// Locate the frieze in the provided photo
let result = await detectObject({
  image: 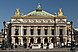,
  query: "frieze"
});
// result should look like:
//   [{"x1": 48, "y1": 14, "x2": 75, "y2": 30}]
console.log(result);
[{"x1": 23, "y1": 19, "x2": 54, "y2": 23}]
